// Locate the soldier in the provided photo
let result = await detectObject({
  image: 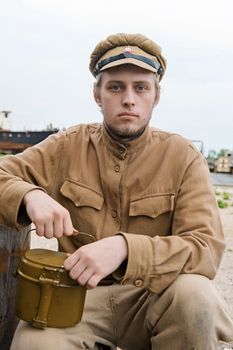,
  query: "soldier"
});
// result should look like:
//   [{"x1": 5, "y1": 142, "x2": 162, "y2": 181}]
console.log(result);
[{"x1": 0, "y1": 33, "x2": 233, "y2": 349}]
